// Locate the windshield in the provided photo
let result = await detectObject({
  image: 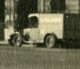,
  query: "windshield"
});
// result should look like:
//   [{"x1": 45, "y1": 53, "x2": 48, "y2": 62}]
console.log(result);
[{"x1": 29, "y1": 16, "x2": 38, "y2": 28}]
